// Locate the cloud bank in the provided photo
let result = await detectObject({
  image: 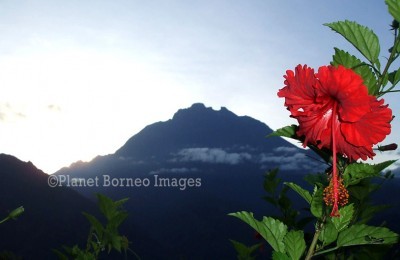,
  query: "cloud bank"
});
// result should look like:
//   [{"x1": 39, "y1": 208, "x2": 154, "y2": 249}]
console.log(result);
[
  {"x1": 149, "y1": 167, "x2": 199, "y2": 175},
  {"x1": 176, "y1": 148, "x2": 251, "y2": 165},
  {"x1": 169, "y1": 146, "x2": 324, "y2": 172},
  {"x1": 260, "y1": 146, "x2": 323, "y2": 171}
]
